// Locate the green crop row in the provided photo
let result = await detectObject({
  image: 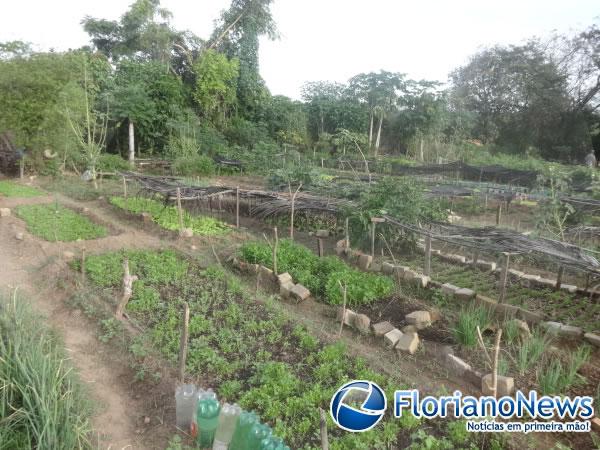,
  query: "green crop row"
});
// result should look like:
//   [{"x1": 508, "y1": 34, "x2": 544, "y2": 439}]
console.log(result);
[
  {"x1": 0, "y1": 180, "x2": 44, "y2": 197},
  {"x1": 240, "y1": 239, "x2": 394, "y2": 306},
  {"x1": 110, "y1": 196, "x2": 229, "y2": 236},
  {"x1": 16, "y1": 203, "x2": 107, "y2": 242}
]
